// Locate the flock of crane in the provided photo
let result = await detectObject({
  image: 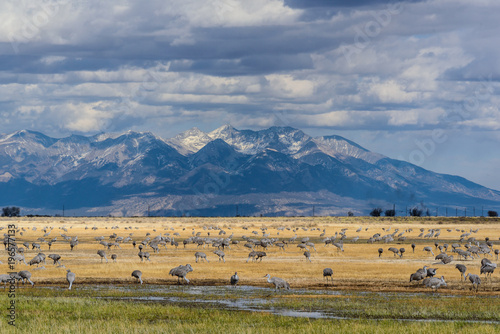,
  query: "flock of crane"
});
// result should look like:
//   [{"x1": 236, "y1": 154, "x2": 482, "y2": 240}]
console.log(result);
[{"x1": 1, "y1": 222, "x2": 498, "y2": 293}]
